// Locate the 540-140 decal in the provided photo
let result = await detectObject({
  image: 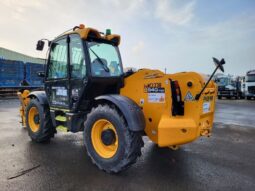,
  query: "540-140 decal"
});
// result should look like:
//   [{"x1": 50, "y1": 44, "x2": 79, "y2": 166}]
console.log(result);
[
  {"x1": 144, "y1": 83, "x2": 165, "y2": 103},
  {"x1": 144, "y1": 83, "x2": 165, "y2": 93}
]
